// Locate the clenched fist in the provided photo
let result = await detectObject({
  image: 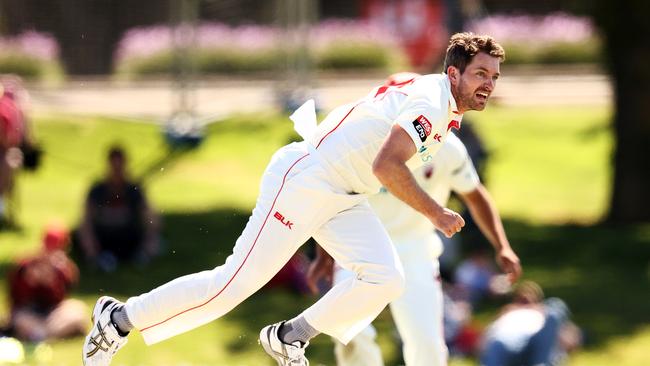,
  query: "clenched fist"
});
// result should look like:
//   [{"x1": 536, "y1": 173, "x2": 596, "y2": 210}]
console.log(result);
[{"x1": 430, "y1": 207, "x2": 465, "y2": 238}]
